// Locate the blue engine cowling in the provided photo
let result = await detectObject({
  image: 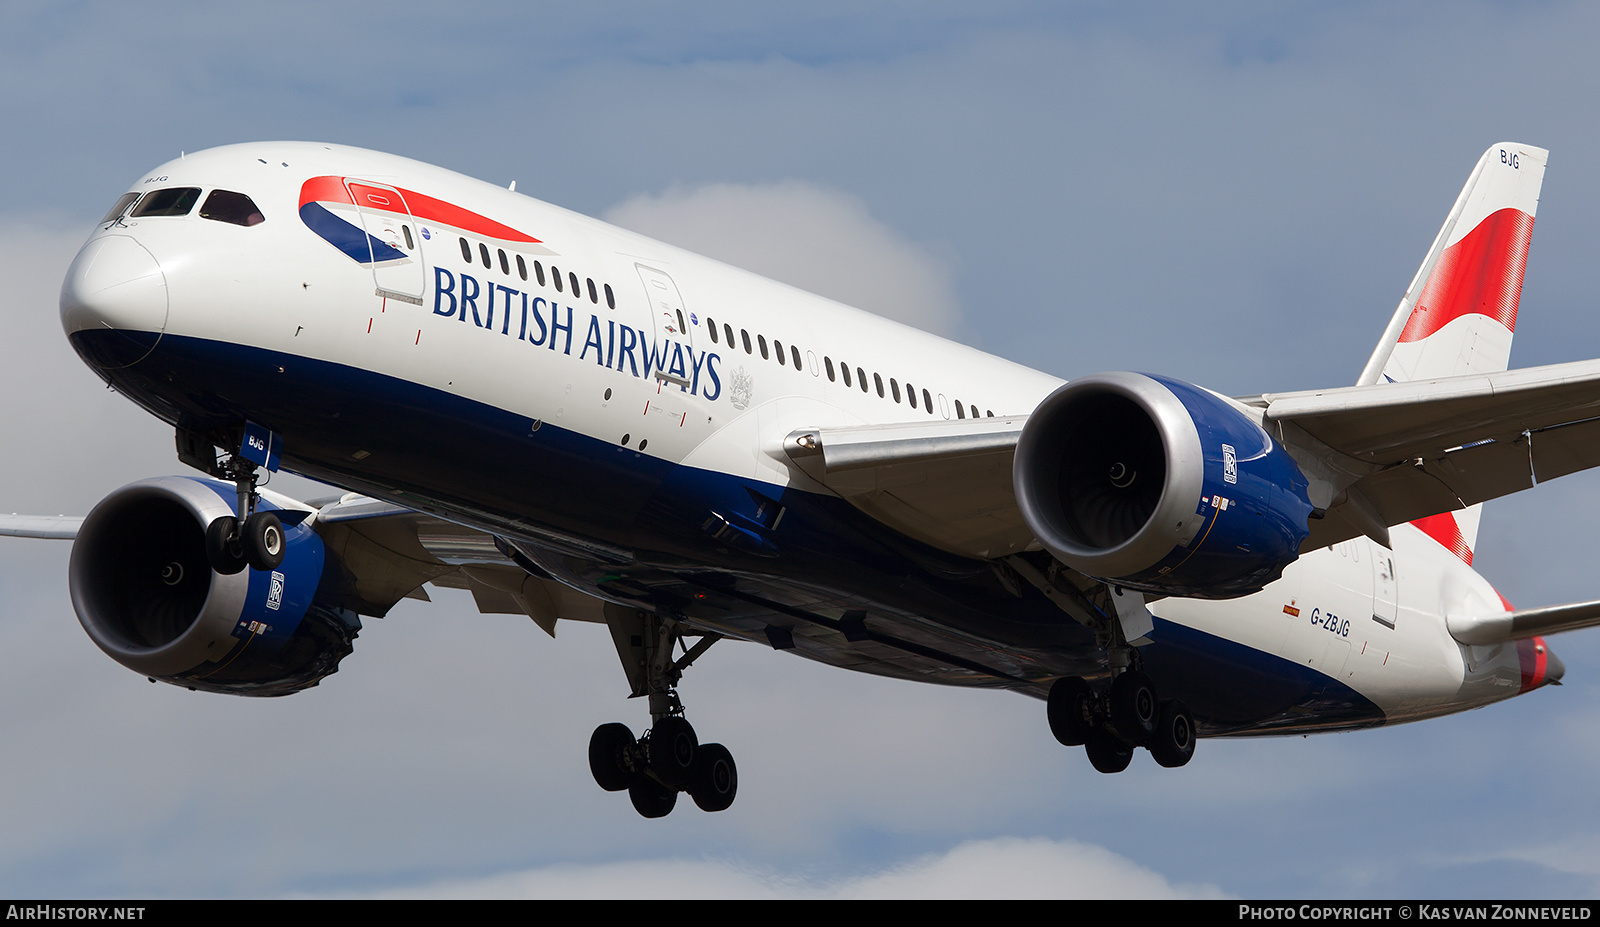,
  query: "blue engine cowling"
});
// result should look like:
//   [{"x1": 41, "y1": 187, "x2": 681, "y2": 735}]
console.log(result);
[
  {"x1": 1014, "y1": 372, "x2": 1313, "y2": 598},
  {"x1": 68, "y1": 476, "x2": 360, "y2": 696}
]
